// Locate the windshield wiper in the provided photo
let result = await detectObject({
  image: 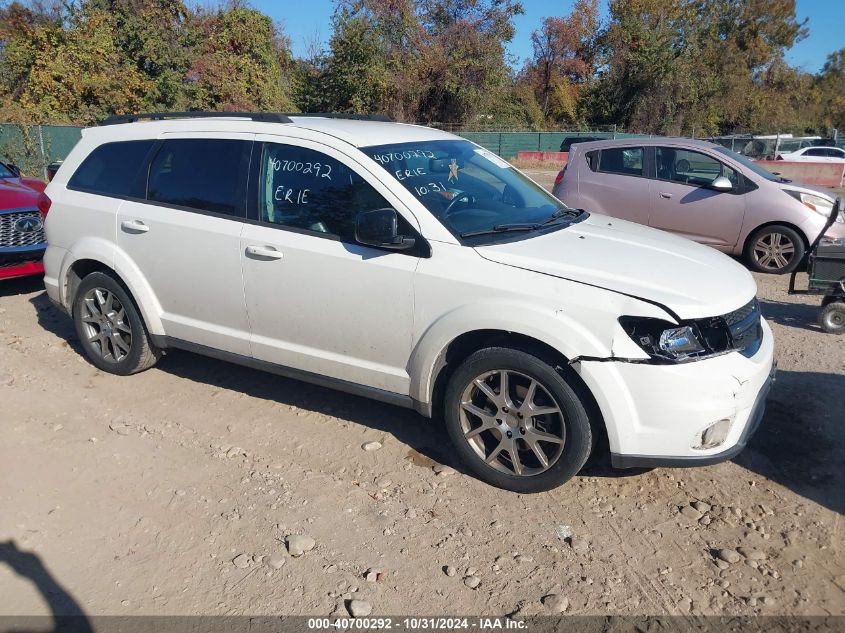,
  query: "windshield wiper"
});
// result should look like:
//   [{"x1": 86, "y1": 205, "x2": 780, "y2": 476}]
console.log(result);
[
  {"x1": 539, "y1": 207, "x2": 583, "y2": 225},
  {"x1": 460, "y1": 224, "x2": 539, "y2": 238}
]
